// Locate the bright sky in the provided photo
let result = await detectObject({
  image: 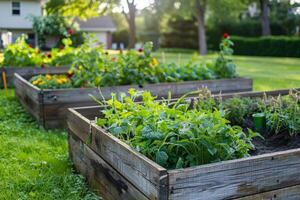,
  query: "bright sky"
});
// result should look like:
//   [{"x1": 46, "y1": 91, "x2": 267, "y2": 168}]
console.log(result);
[{"x1": 120, "y1": 0, "x2": 153, "y2": 11}]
